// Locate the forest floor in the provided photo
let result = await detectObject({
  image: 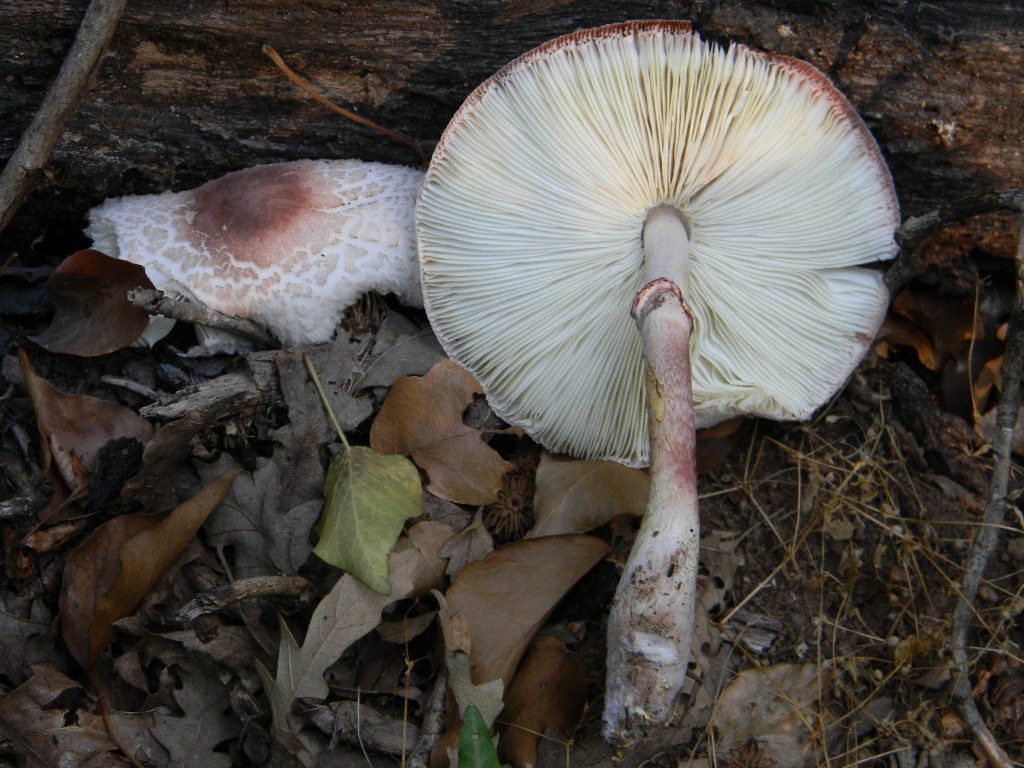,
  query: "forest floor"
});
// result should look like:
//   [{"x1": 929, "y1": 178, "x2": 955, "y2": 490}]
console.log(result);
[{"x1": 0, "y1": 208, "x2": 1020, "y2": 768}]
